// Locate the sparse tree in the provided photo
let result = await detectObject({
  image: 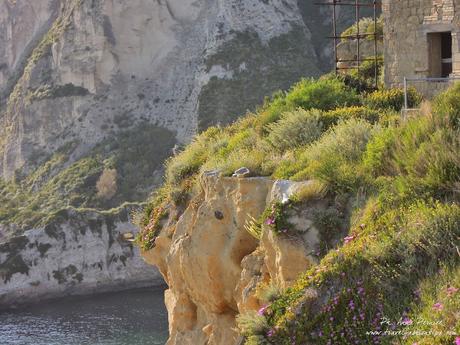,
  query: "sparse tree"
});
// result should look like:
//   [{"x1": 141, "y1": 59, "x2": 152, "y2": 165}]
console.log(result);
[{"x1": 96, "y1": 168, "x2": 117, "y2": 200}]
